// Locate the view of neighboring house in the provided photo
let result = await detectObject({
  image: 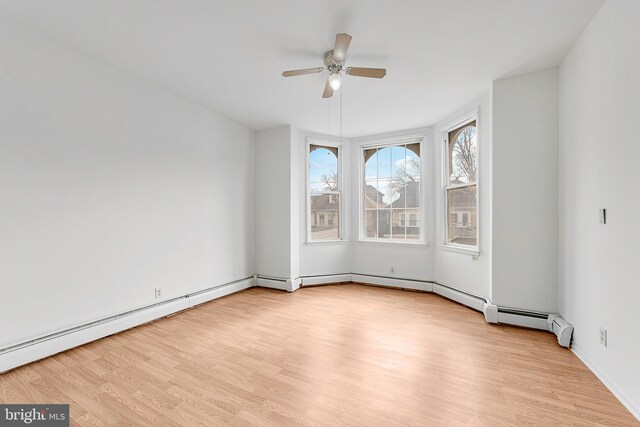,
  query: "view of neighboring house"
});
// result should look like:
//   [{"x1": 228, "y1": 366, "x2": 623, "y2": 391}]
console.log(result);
[
  {"x1": 363, "y1": 184, "x2": 387, "y2": 238},
  {"x1": 389, "y1": 180, "x2": 420, "y2": 239},
  {"x1": 310, "y1": 193, "x2": 340, "y2": 240},
  {"x1": 447, "y1": 180, "x2": 477, "y2": 246}
]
